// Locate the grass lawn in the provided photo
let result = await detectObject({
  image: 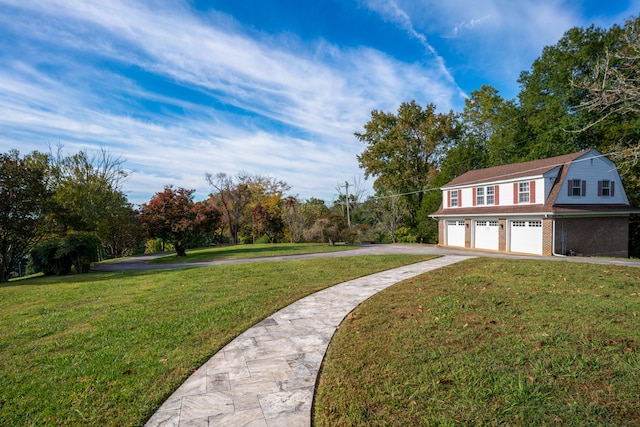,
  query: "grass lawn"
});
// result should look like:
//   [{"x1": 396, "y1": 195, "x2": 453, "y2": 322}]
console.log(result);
[
  {"x1": 149, "y1": 242, "x2": 359, "y2": 264},
  {"x1": 313, "y1": 258, "x2": 640, "y2": 426},
  {"x1": 0, "y1": 254, "x2": 432, "y2": 426}
]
